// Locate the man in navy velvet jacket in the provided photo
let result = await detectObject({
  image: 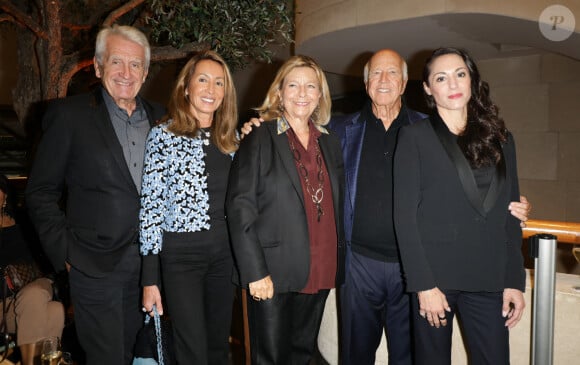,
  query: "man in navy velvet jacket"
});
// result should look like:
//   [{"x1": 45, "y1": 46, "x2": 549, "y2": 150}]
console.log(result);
[{"x1": 328, "y1": 49, "x2": 424, "y2": 365}]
